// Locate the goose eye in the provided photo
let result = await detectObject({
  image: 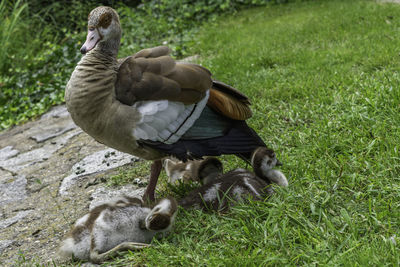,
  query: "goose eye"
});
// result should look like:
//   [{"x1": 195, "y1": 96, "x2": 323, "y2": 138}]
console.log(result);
[{"x1": 89, "y1": 27, "x2": 95, "y2": 31}]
